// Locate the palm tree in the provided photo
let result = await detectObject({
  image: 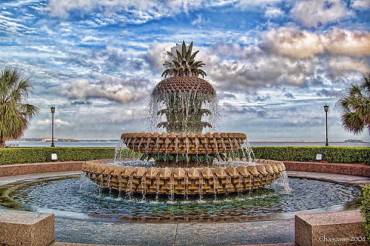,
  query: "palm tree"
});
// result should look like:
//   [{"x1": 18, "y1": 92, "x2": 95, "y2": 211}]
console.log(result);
[
  {"x1": 339, "y1": 74, "x2": 370, "y2": 135},
  {"x1": 161, "y1": 41, "x2": 207, "y2": 78},
  {"x1": 0, "y1": 68, "x2": 38, "y2": 147}
]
